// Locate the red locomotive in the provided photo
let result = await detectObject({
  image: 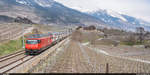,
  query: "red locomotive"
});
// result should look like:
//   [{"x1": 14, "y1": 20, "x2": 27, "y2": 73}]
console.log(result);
[
  {"x1": 25, "y1": 31, "x2": 71, "y2": 55},
  {"x1": 25, "y1": 33, "x2": 53, "y2": 55}
]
